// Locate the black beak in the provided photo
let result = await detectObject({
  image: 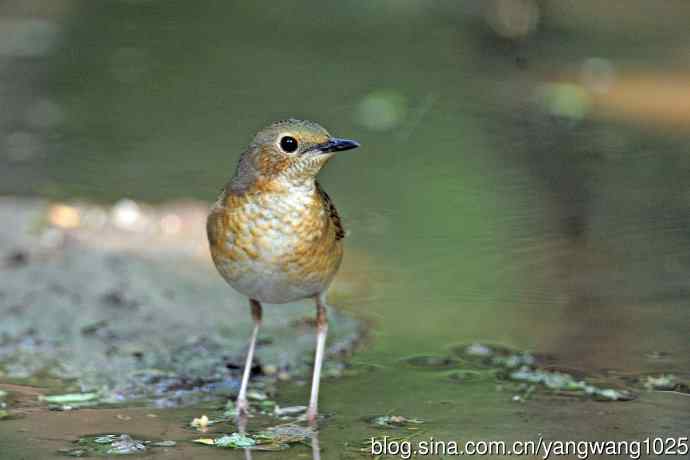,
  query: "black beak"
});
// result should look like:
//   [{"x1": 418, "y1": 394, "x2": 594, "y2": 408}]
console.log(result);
[{"x1": 317, "y1": 138, "x2": 360, "y2": 153}]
